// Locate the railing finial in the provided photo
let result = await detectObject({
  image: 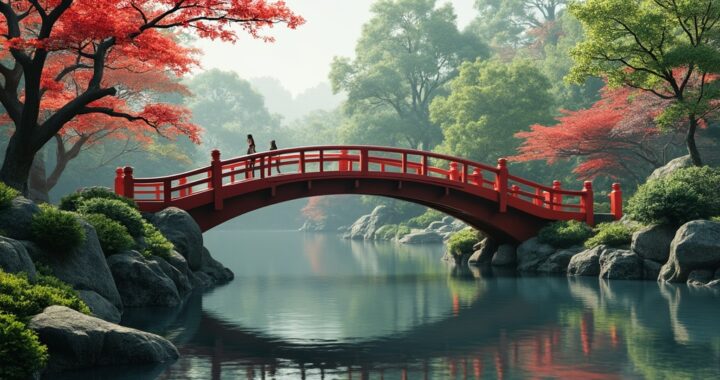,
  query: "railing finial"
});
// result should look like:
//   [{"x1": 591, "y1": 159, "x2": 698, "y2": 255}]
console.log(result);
[{"x1": 211, "y1": 149, "x2": 221, "y2": 161}]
